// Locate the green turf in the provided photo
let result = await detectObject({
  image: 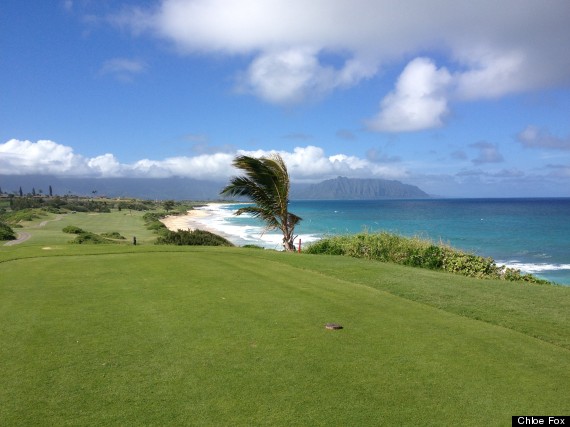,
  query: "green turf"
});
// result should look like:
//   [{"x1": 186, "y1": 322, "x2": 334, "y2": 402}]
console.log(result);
[
  {"x1": 2, "y1": 210, "x2": 158, "y2": 247},
  {"x1": 1, "y1": 212, "x2": 569, "y2": 425}
]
